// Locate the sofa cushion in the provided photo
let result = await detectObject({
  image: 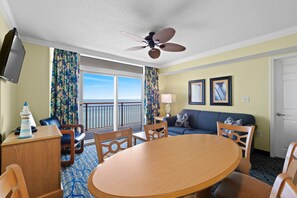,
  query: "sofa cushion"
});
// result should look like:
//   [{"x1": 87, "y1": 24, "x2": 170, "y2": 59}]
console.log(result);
[
  {"x1": 184, "y1": 129, "x2": 216, "y2": 135},
  {"x1": 168, "y1": 126, "x2": 188, "y2": 135},
  {"x1": 224, "y1": 117, "x2": 243, "y2": 133},
  {"x1": 197, "y1": 111, "x2": 220, "y2": 131},
  {"x1": 219, "y1": 113, "x2": 255, "y2": 126},
  {"x1": 180, "y1": 109, "x2": 200, "y2": 128},
  {"x1": 175, "y1": 113, "x2": 190, "y2": 128},
  {"x1": 168, "y1": 132, "x2": 180, "y2": 136},
  {"x1": 164, "y1": 115, "x2": 177, "y2": 127}
]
